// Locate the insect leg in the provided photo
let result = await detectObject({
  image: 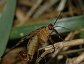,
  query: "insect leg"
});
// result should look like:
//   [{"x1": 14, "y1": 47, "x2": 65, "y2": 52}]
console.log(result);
[
  {"x1": 37, "y1": 49, "x2": 40, "y2": 59},
  {"x1": 53, "y1": 29, "x2": 63, "y2": 40},
  {"x1": 13, "y1": 36, "x2": 30, "y2": 48},
  {"x1": 49, "y1": 37, "x2": 55, "y2": 53},
  {"x1": 6, "y1": 36, "x2": 29, "y2": 53},
  {"x1": 37, "y1": 49, "x2": 47, "y2": 64}
]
